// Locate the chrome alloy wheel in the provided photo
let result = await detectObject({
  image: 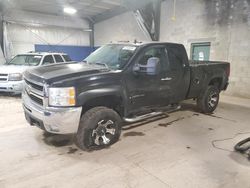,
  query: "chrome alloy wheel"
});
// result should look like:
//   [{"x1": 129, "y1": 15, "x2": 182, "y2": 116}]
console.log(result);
[
  {"x1": 208, "y1": 92, "x2": 218, "y2": 108},
  {"x1": 92, "y1": 120, "x2": 116, "y2": 146}
]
